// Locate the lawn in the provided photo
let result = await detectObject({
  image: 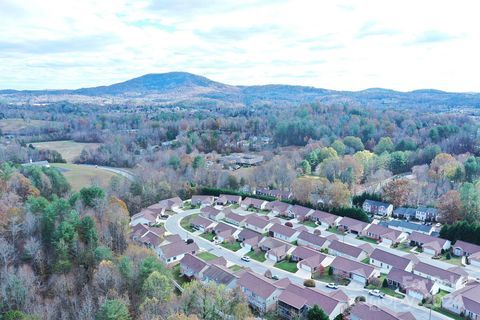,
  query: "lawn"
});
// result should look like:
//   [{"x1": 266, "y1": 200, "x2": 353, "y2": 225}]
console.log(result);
[
  {"x1": 229, "y1": 204, "x2": 240, "y2": 209},
  {"x1": 180, "y1": 214, "x2": 198, "y2": 233},
  {"x1": 313, "y1": 268, "x2": 350, "y2": 286},
  {"x1": 0, "y1": 118, "x2": 61, "y2": 134},
  {"x1": 221, "y1": 241, "x2": 242, "y2": 251},
  {"x1": 172, "y1": 264, "x2": 189, "y2": 288},
  {"x1": 396, "y1": 243, "x2": 415, "y2": 253},
  {"x1": 200, "y1": 232, "x2": 215, "y2": 241},
  {"x1": 302, "y1": 220, "x2": 318, "y2": 228},
  {"x1": 51, "y1": 163, "x2": 123, "y2": 191},
  {"x1": 197, "y1": 252, "x2": 218, "y2": 261},
  {"x1": 366, "y1": 277, "x2": 405, "y2": 299},
  {"x1": 246, "y1": 250, "x2": 266, "y2": 262},
  {"x1": 357, "y1": 236, "x2": 378, "y2": 244},
  {"x1": 274, "y1": 260, "x2": 298, "y2": 273},
  {"x1": 432, "y1": 307, "x2": 464, "y2": 320},
  {"x1": 31, "y1": 140, "x2": 101, "y2": 163},
  {"x1": 326, "y1": 227, "x2": 345, "y2": 235},
  {"x1": 438, "y1": 255, "x2": 463, "y2": 266},
  {"x1": 228, "y1": 265, "x2": 243, "y2": 272},
  {"x1": 361, "y1": 257, "x2": 370, "y2": 264}
]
